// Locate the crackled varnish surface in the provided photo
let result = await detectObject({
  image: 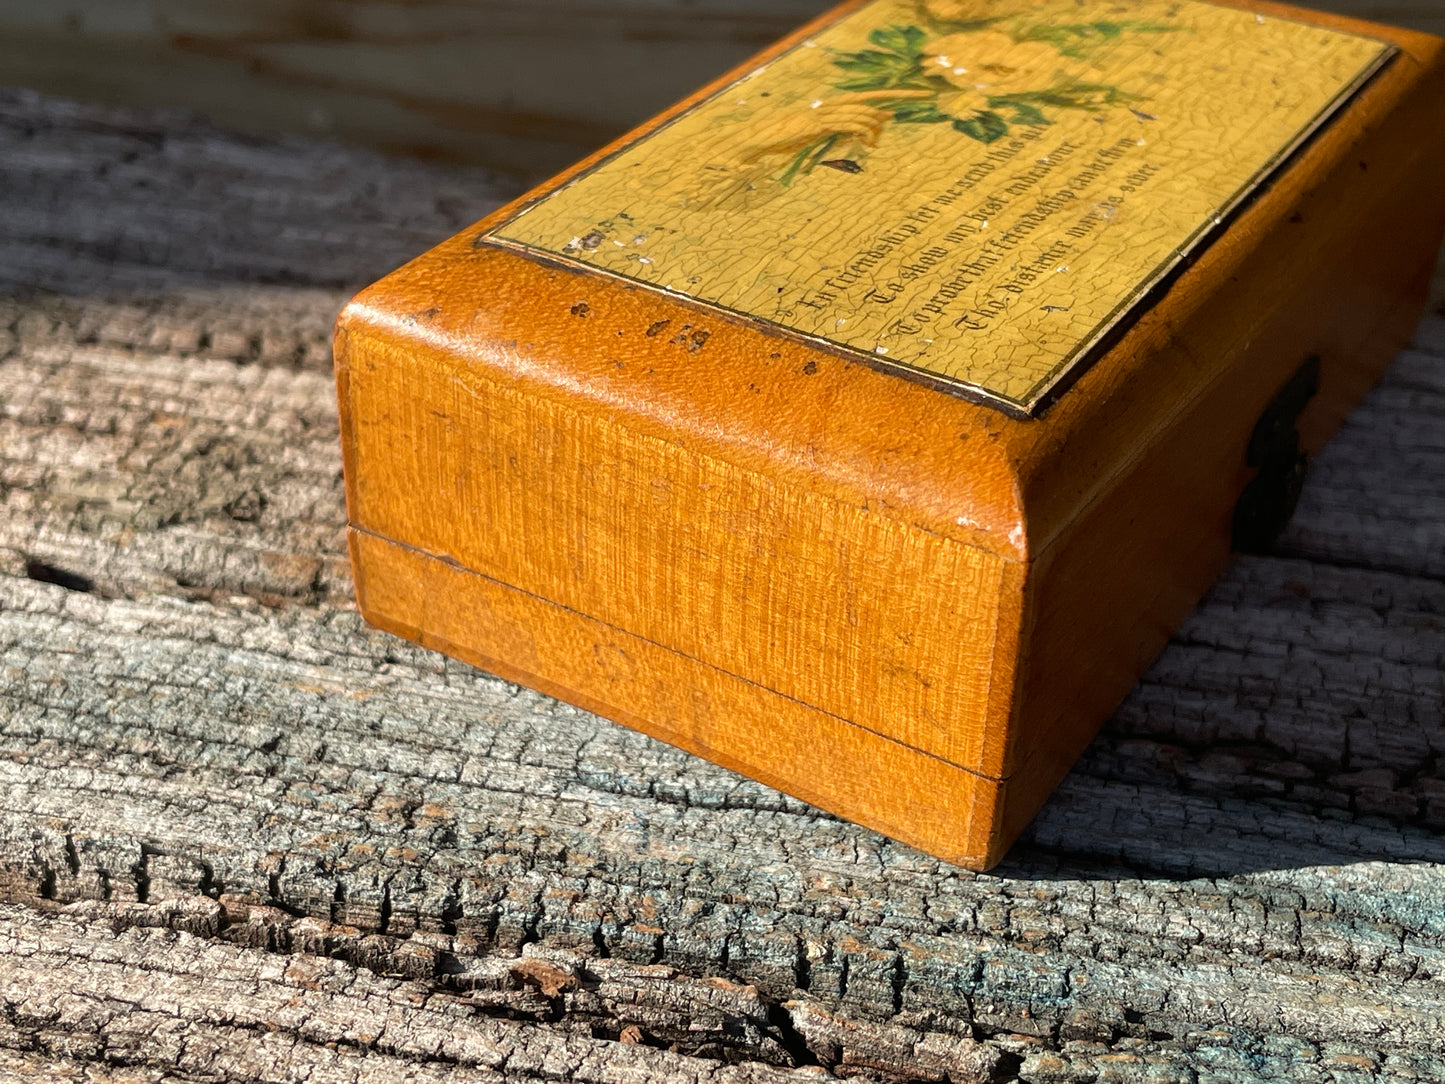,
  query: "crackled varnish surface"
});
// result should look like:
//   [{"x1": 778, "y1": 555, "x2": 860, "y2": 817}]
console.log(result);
[
  {"x1": 487, "y1": 0, "x2": 1391, "y2": 410},
  {"x1": 5, "y1": 86, "x2": 1445, "y2": 1082},
  {"x1": 337, "y1": 0, "x2": 1445, "y2": 870}
]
